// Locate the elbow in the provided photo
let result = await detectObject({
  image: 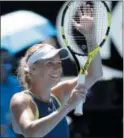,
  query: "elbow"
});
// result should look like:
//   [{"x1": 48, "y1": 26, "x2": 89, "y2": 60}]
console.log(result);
[
  {"x1": 21, "y1": 124, "x2": 37, "y2": 137},
  {"x1": 22, "y1": 123, "x2": 45, "y2": 138},
  {"x1": 22, "y1": 130, "x2": 34, "y2": 137}
]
